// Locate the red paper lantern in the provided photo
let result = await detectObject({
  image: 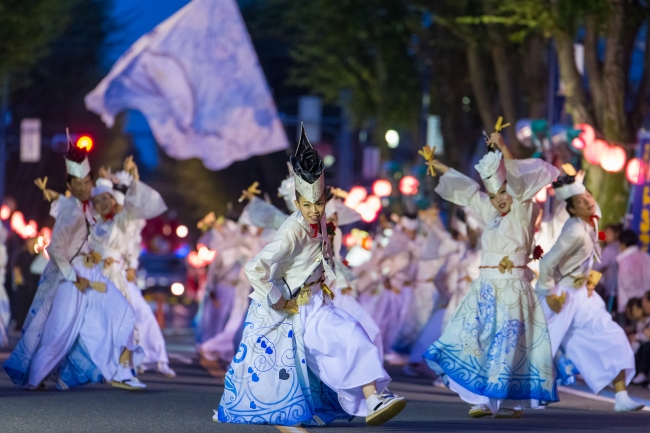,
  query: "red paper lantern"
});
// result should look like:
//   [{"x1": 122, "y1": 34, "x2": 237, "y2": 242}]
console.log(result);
[
  {"x1": 399, "y1": 175, "x2": 419, "y2": 196},
  {"x1": 344, "y1": 186, "x2": 368, "y2": 209},
  {"x1": 584, "y1": 139, "x2": 607, "y2": 166},
  {"x1": 575, "y1": 123, "x2": 595, "y2": 147},
  {"x1": 372, "y1": 179, "x2": 392, "y2": 197},
  {"x1": 365, "y1": 195, "x2": 382, "y2": 213},
  {"x1": 600, "y1": 145, "x2": 626, "y2": 173},
  {"x1": 626, "y1": 157, "x2": 645, "y2": 185}
]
